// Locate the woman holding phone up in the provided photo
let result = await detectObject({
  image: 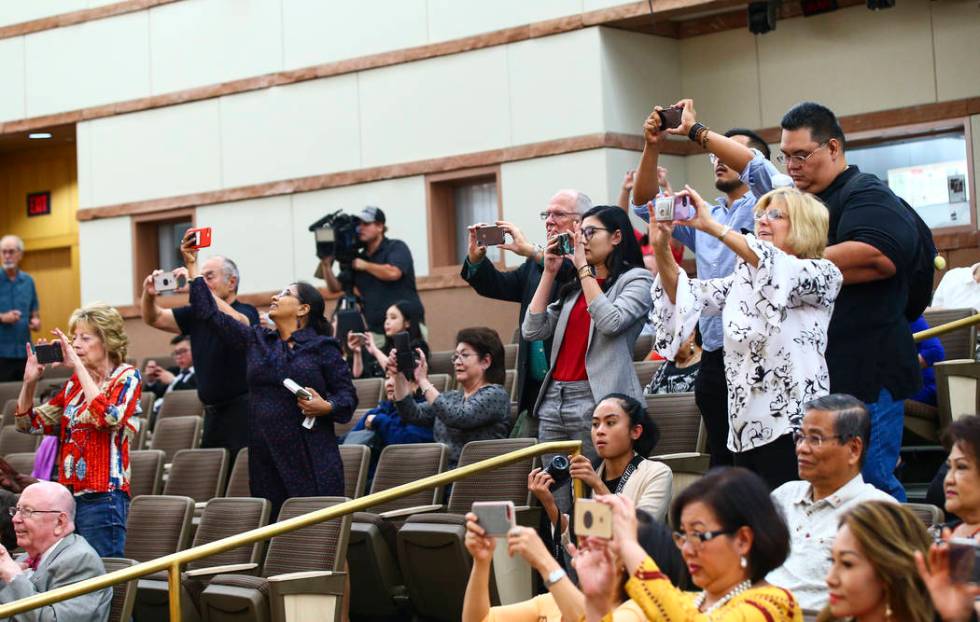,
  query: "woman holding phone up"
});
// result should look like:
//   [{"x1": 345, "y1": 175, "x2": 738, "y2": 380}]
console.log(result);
[{"x1": 182, "y1": 267, "x2": 356, "y2": 519}]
